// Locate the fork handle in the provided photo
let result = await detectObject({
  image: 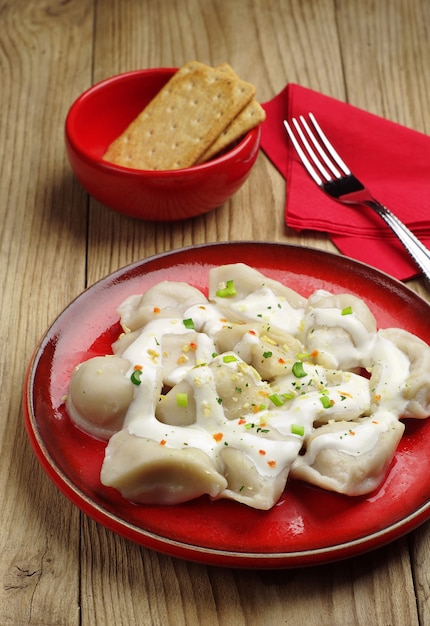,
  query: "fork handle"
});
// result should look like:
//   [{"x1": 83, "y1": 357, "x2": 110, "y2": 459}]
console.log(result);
[{"x1": 365, "y1": 200, "x2": 430, "y2": 283}]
